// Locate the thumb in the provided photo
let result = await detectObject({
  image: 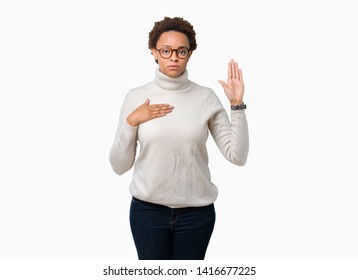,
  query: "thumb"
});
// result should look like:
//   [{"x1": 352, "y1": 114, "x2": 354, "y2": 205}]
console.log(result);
[
  {"x1": 218, "y1": 80, "x2": 227, "y2": 90},
  {"x1": 143, "y1": 98, "x2": 150, "y2": 105}
]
